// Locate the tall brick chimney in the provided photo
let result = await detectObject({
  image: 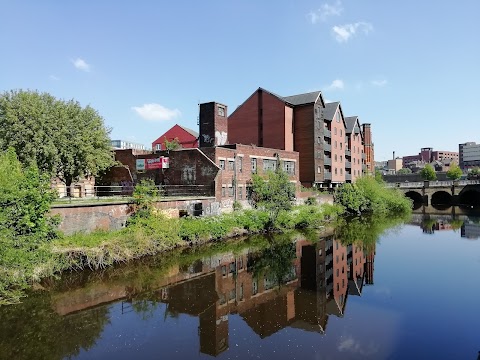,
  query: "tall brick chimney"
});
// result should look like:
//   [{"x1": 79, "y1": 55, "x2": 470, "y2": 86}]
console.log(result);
[{"x1": 199, "y1": 102, "x2": 228, "y2": 147}]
